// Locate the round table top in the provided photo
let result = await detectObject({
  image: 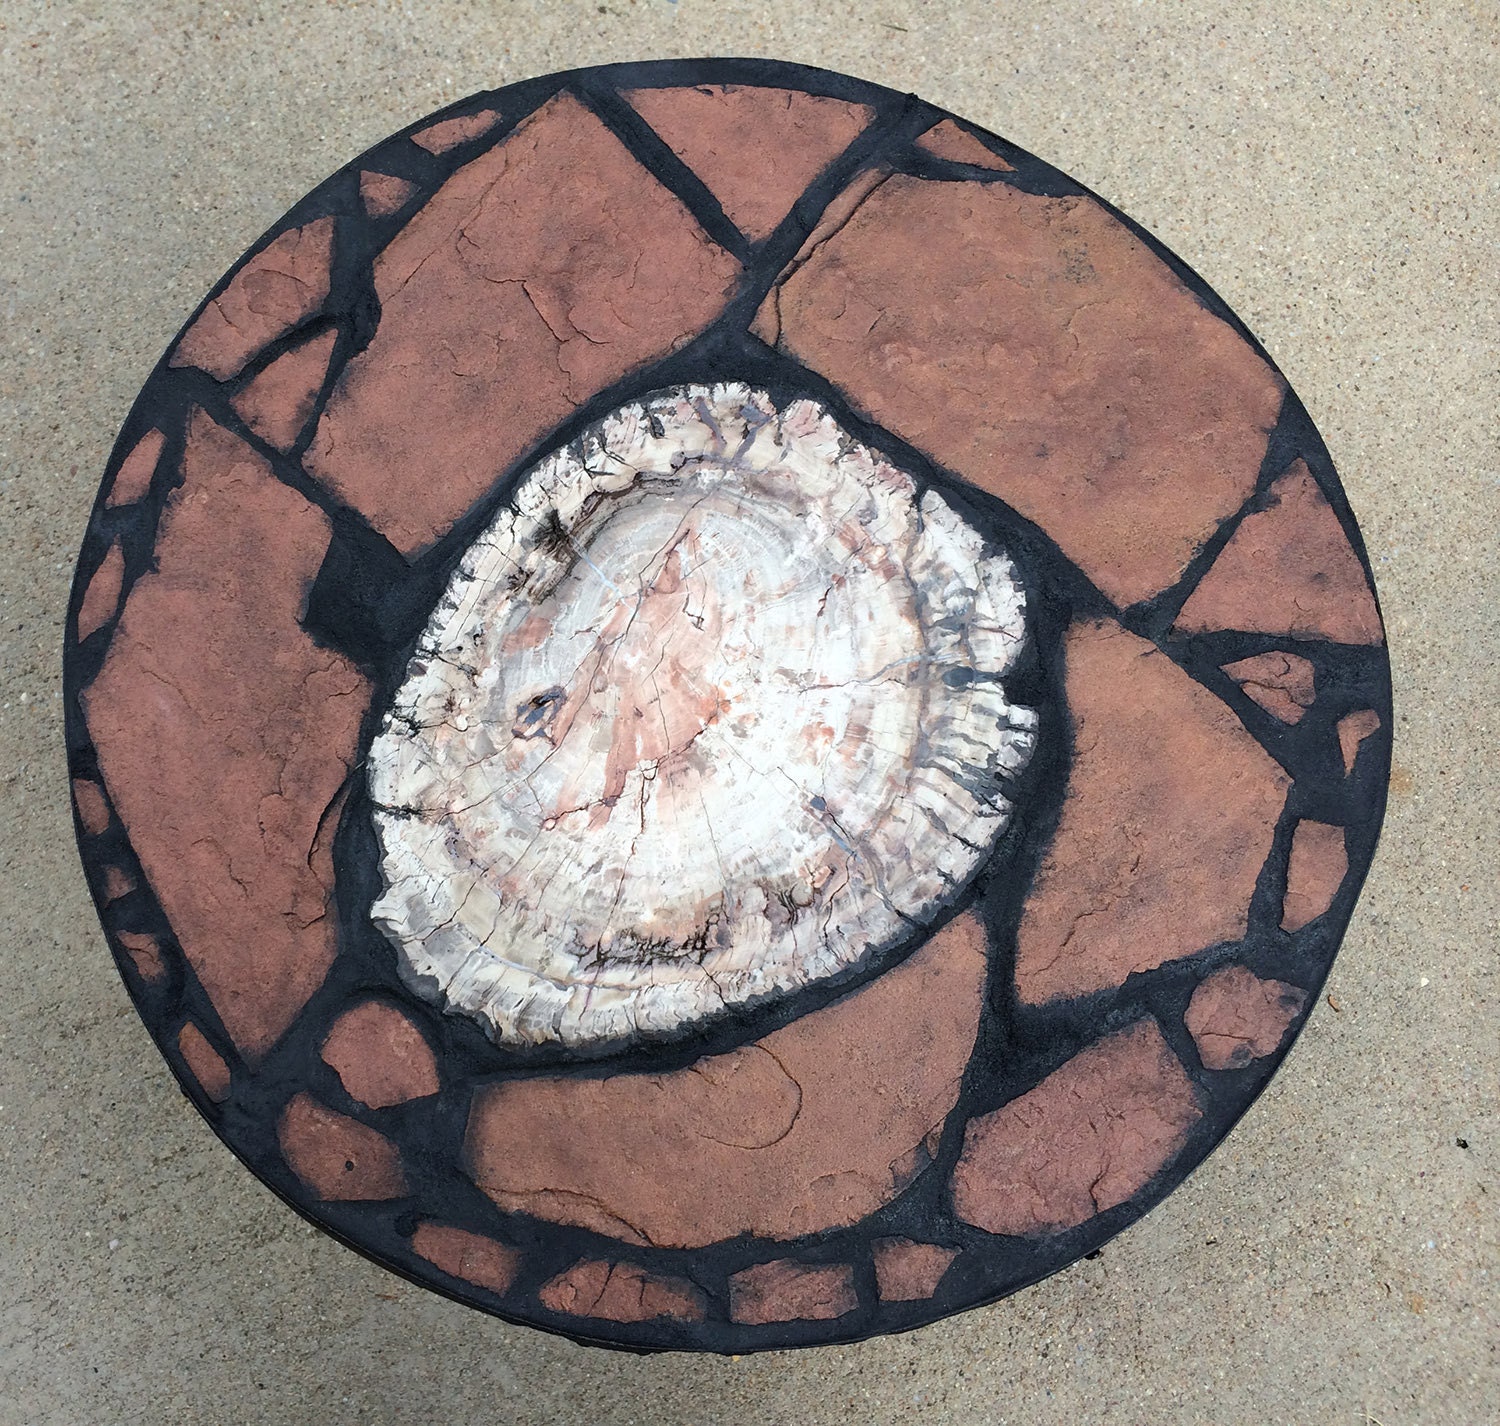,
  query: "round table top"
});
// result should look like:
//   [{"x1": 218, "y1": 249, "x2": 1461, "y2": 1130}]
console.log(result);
[{"x1": 66, "y1": 58, "x2": 1391, "y2": 1353}]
